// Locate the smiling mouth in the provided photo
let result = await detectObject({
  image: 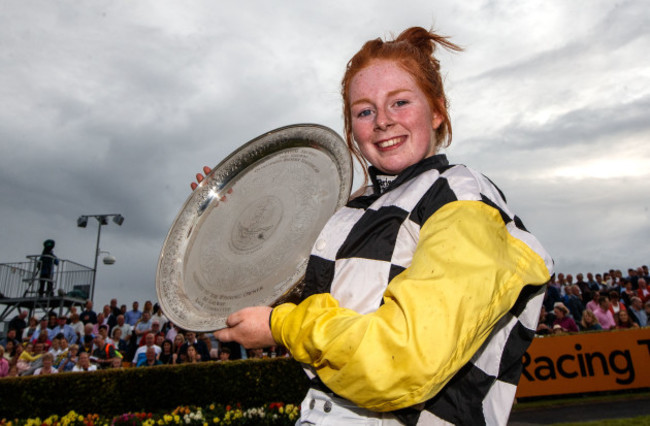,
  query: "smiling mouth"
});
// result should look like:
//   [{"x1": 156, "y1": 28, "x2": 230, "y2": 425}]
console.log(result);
[{"x1": 376, "y1": 137, "x2": 404, "y2": 149}]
